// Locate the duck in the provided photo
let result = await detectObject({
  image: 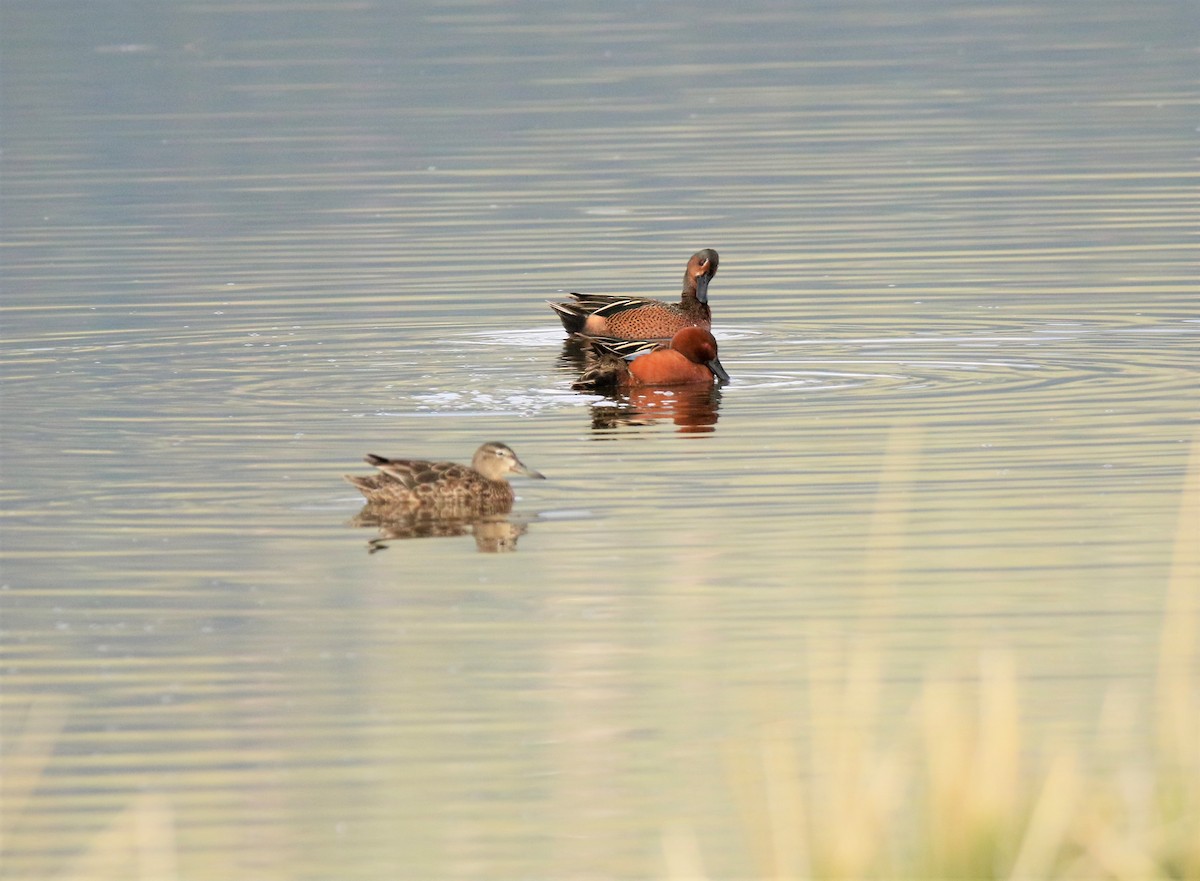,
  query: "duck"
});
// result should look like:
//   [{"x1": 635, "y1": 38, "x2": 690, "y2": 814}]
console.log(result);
[
  {"x1": 550, "y1": 248, "x2": 718, "y2": 339},
  {"x1": 344, "y1": 442, "x2": 544, "y2": 513},
  {"x1": 572, "y1": 326, "x2": 730, "y2": 392}
]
